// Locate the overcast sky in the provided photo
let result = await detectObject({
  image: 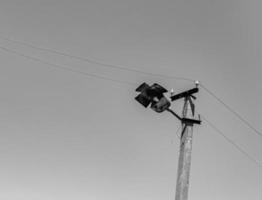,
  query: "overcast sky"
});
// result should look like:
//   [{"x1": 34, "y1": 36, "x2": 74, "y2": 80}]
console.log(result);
[{"x1": 0, "y1": 0, "x2": 261, "y2": 200}]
